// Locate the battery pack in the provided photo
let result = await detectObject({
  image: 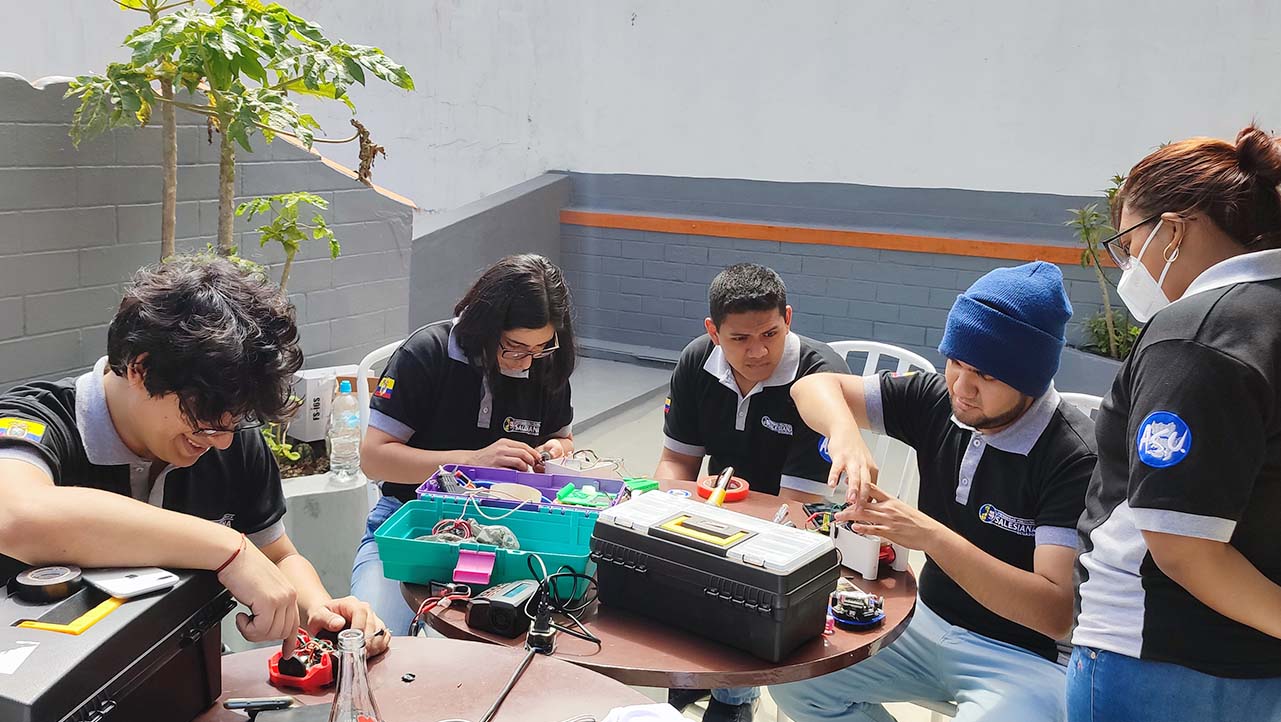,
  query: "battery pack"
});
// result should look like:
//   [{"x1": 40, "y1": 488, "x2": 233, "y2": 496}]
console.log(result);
[{"x1": 590, "y1": 493, "x2": 839, "y2": 662}]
